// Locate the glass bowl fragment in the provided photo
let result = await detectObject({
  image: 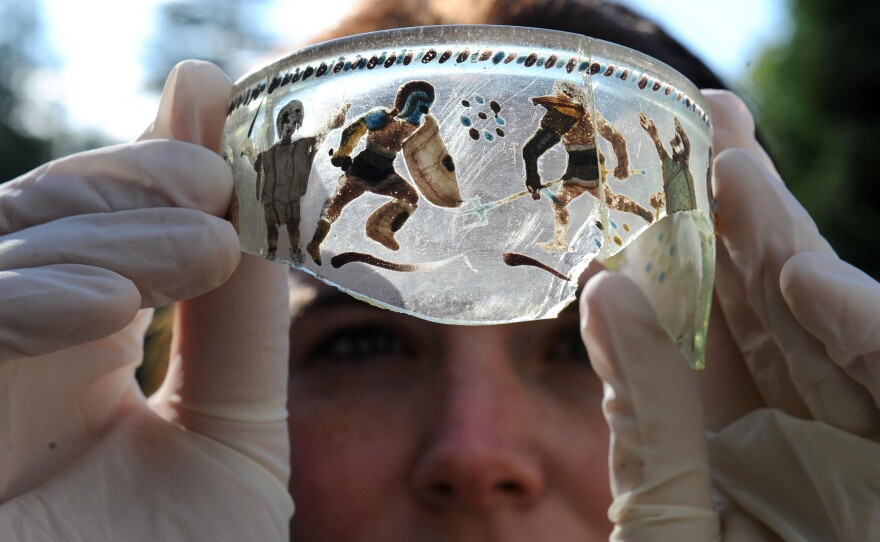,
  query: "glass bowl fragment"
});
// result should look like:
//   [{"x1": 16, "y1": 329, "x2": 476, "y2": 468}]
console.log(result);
[{"x1": 221, "y1": 25, "x2": 716, "y2": 368}]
